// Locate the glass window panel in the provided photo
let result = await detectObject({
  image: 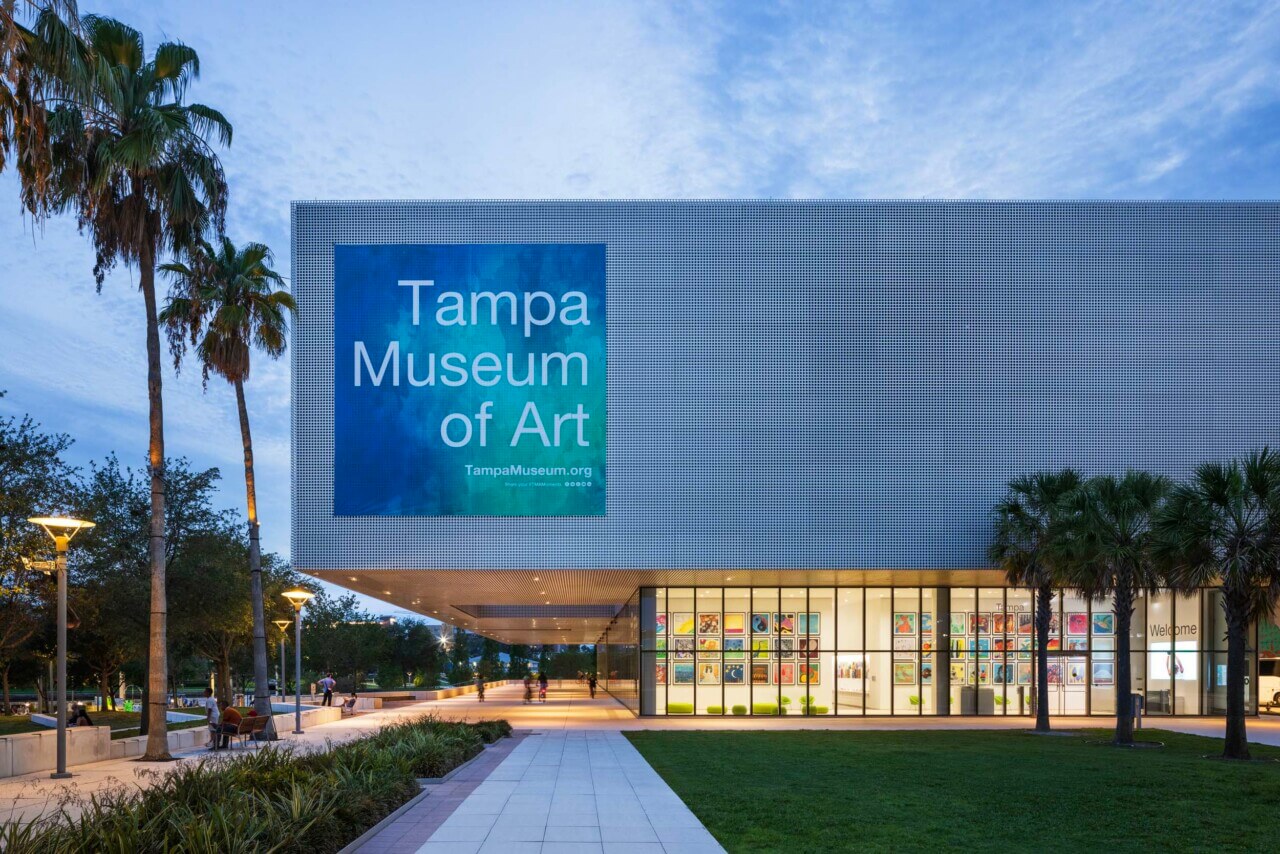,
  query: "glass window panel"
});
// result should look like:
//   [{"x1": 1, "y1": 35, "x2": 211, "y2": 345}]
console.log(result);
[
  {"x1": 837, "y1": 588, "x2": 863, "y2": 651},
  {"x1": 865, "y1": 652, "x2": 892, "y2": 714}
]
